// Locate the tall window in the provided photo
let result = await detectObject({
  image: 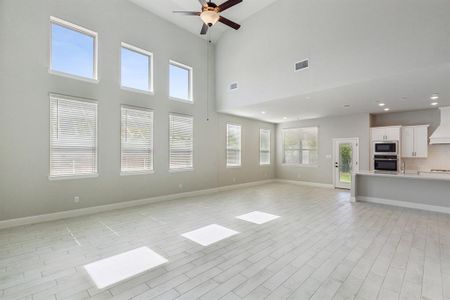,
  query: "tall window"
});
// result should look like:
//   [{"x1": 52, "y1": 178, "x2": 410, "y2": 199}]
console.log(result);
[
  {"x1": 49, "y1": 95, "x2": 97, "y2": 179},
  {"x1": 169, "y1": 60, "x2": 193, "y2": 102},
  {"x1": 282, "y1": 127, "x2": 318, "y2": 165},
  {"x1": 121, "y1": 106, "x2": 154, "y2": 174},
  {"x1": 260, "y1": 129, "x2": 271, "y2": 165},
  {"x1": 227, "y1": 123, "x2": 241, "y2": 167},
  {"x1": 169, "y1": 114, "x2": 193, "y2": 170},
  {"x1": 50, "y1": 17, "x2": 97, "y2": 80},
  {"x1": 121, "y1": 43, "x2": 153, "y2": 92}
]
